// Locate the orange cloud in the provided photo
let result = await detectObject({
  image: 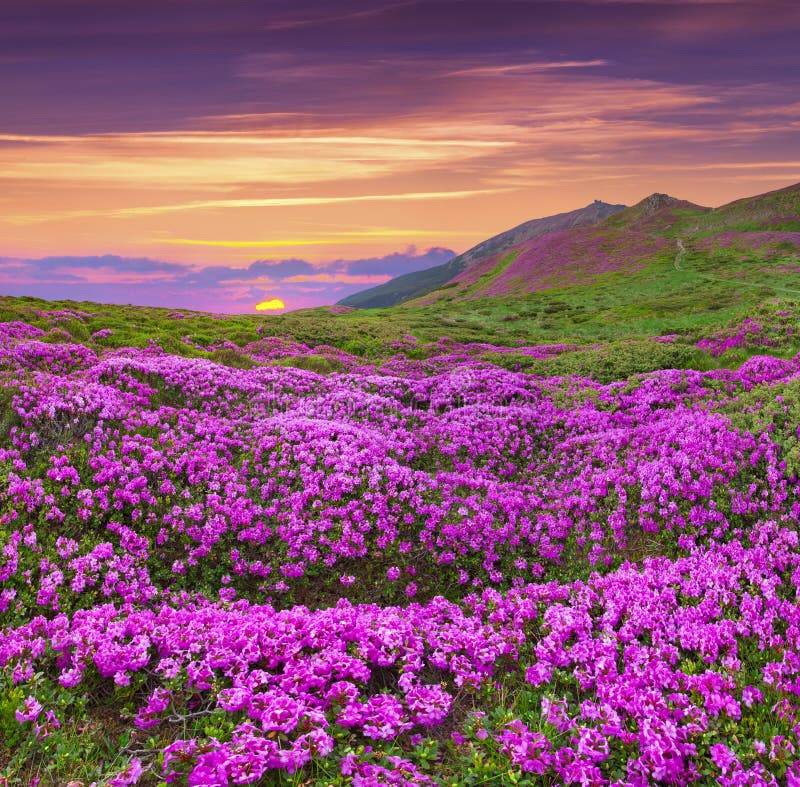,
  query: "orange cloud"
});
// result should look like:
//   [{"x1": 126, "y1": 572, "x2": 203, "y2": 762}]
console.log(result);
[
  {"x1": 157, "y1": 228, "x2": 468, "y2": 248},
  {"x1": 0, "y1": 130, "x2": 512, "y2": 191},
  {"x1": 283, "y1": 273, "x2": 392, "y2": 285}
]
